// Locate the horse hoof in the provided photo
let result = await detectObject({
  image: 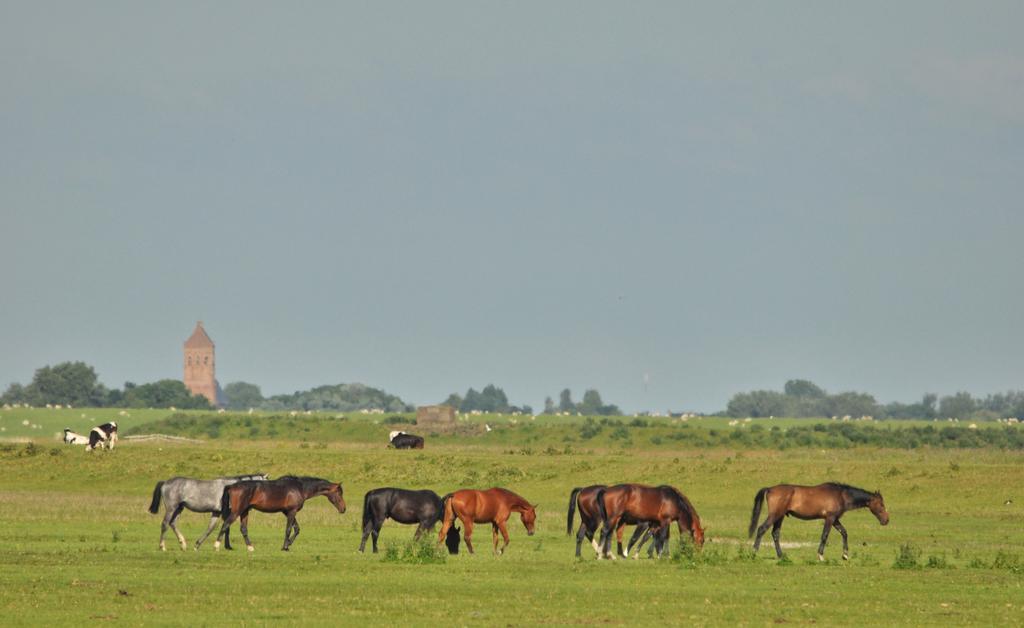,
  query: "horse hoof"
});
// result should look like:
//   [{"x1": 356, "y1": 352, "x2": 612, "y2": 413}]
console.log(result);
[
  {"x1": 214, "y1": 542, "x2": 221, "y2": 551},
  {"x1": 842, "y1": 553, "x2": 849, "y2": 561},
  {"x1": 817, "y1": 554, "x2": 825, "y2": 562},
  {"x1": 247, "y1": 545, "x2": 255, "y2": 552}
]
